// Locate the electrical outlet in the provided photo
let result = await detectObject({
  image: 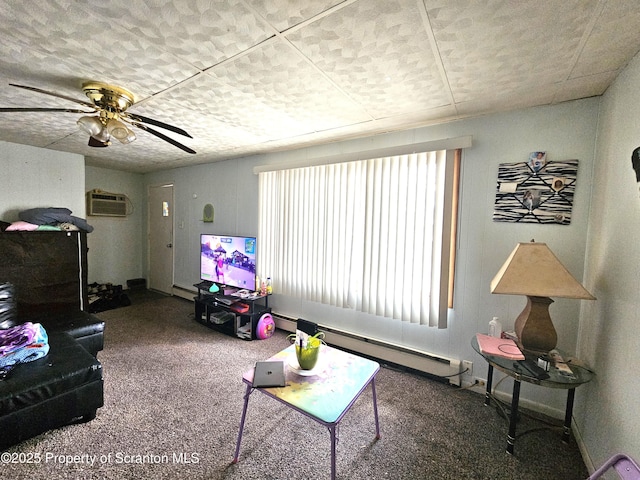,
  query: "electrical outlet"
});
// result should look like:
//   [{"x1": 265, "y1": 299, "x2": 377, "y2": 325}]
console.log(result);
[{"x1": 462, "y1": 360, "x2": 473, "y2": 376}]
